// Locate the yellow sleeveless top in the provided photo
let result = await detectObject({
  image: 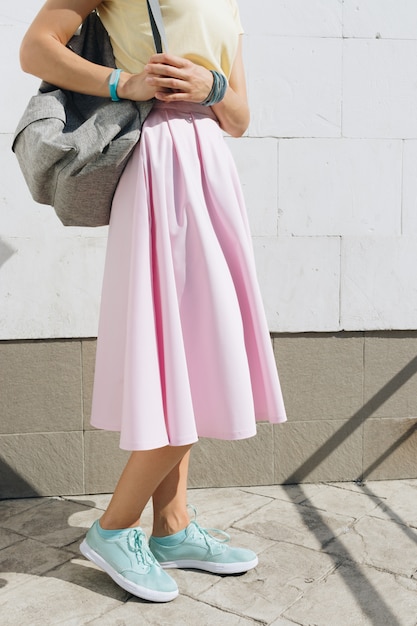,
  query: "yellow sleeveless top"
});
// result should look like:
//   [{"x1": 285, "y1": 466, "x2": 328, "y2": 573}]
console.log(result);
[{"x1": 98, "y1": 0, "x2": 243, "y2": 78}]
